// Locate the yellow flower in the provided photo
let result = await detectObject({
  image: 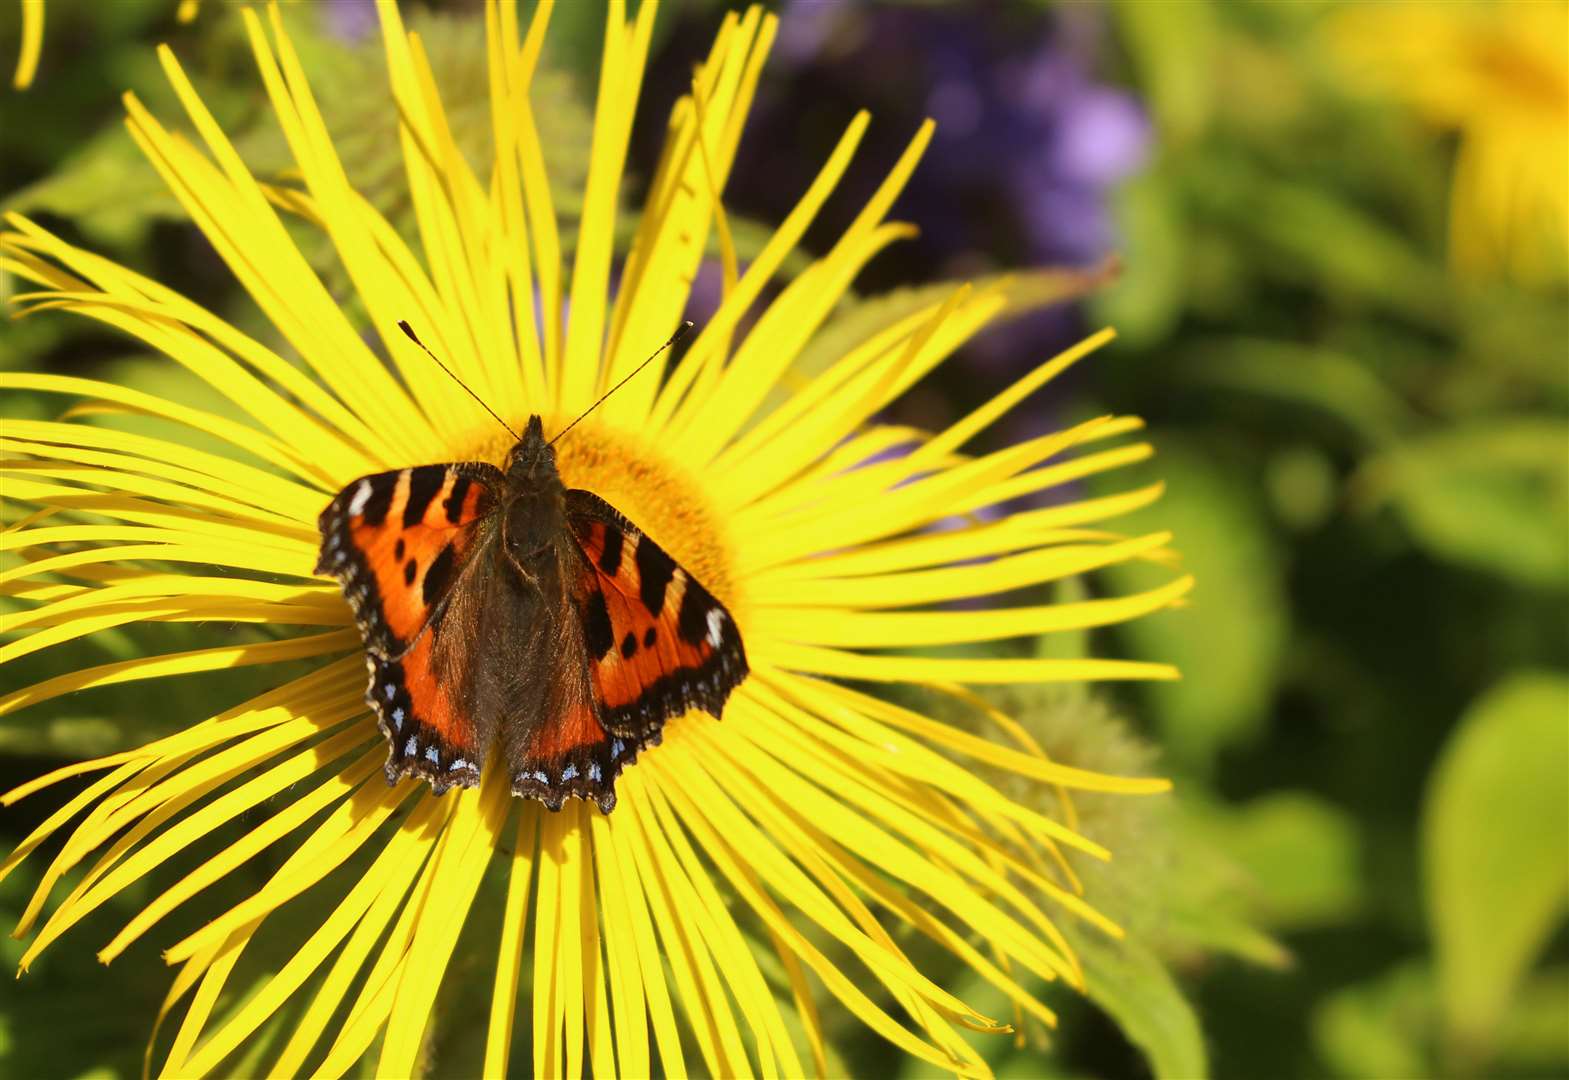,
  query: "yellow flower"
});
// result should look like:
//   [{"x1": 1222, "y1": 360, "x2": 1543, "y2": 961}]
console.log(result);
[
  {"x1": 1, "y1": 2, "x2": 1189, "y2": 1075},
  {"x1": 1329, "y1": 0, "x2": 1569, "y2": 284}
]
